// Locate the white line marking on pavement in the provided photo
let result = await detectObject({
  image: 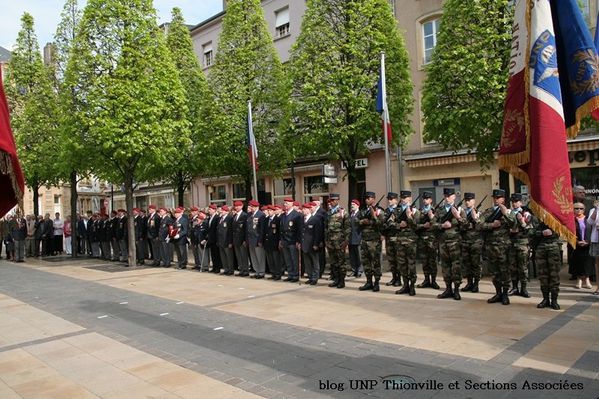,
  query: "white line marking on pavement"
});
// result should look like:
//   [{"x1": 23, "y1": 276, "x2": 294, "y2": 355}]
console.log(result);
[
  {"x1": 97, "y1": 315, "x2": 108, "y2": 319},
  {"x1": 247, "y1": 295, "x2": 255, "y2": 298},
  {"x1": 160, "y1": 312, "x2": 169, "y2": 316},
  {"x1": 217, "y1": 285, "x2": 223, "y2": 287},
  {"x1": 238, "y1": 287, "x2": 245, "y2": 290},
  {"x1": 213, "y1": 327, "x2": 224, "y2": 331},
  {"x1": 176, "y1": 301, "x2": 184, "y2": 304},
  {"x1": 119, "y1": 301, "x2": 128, "y2": 305}
]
